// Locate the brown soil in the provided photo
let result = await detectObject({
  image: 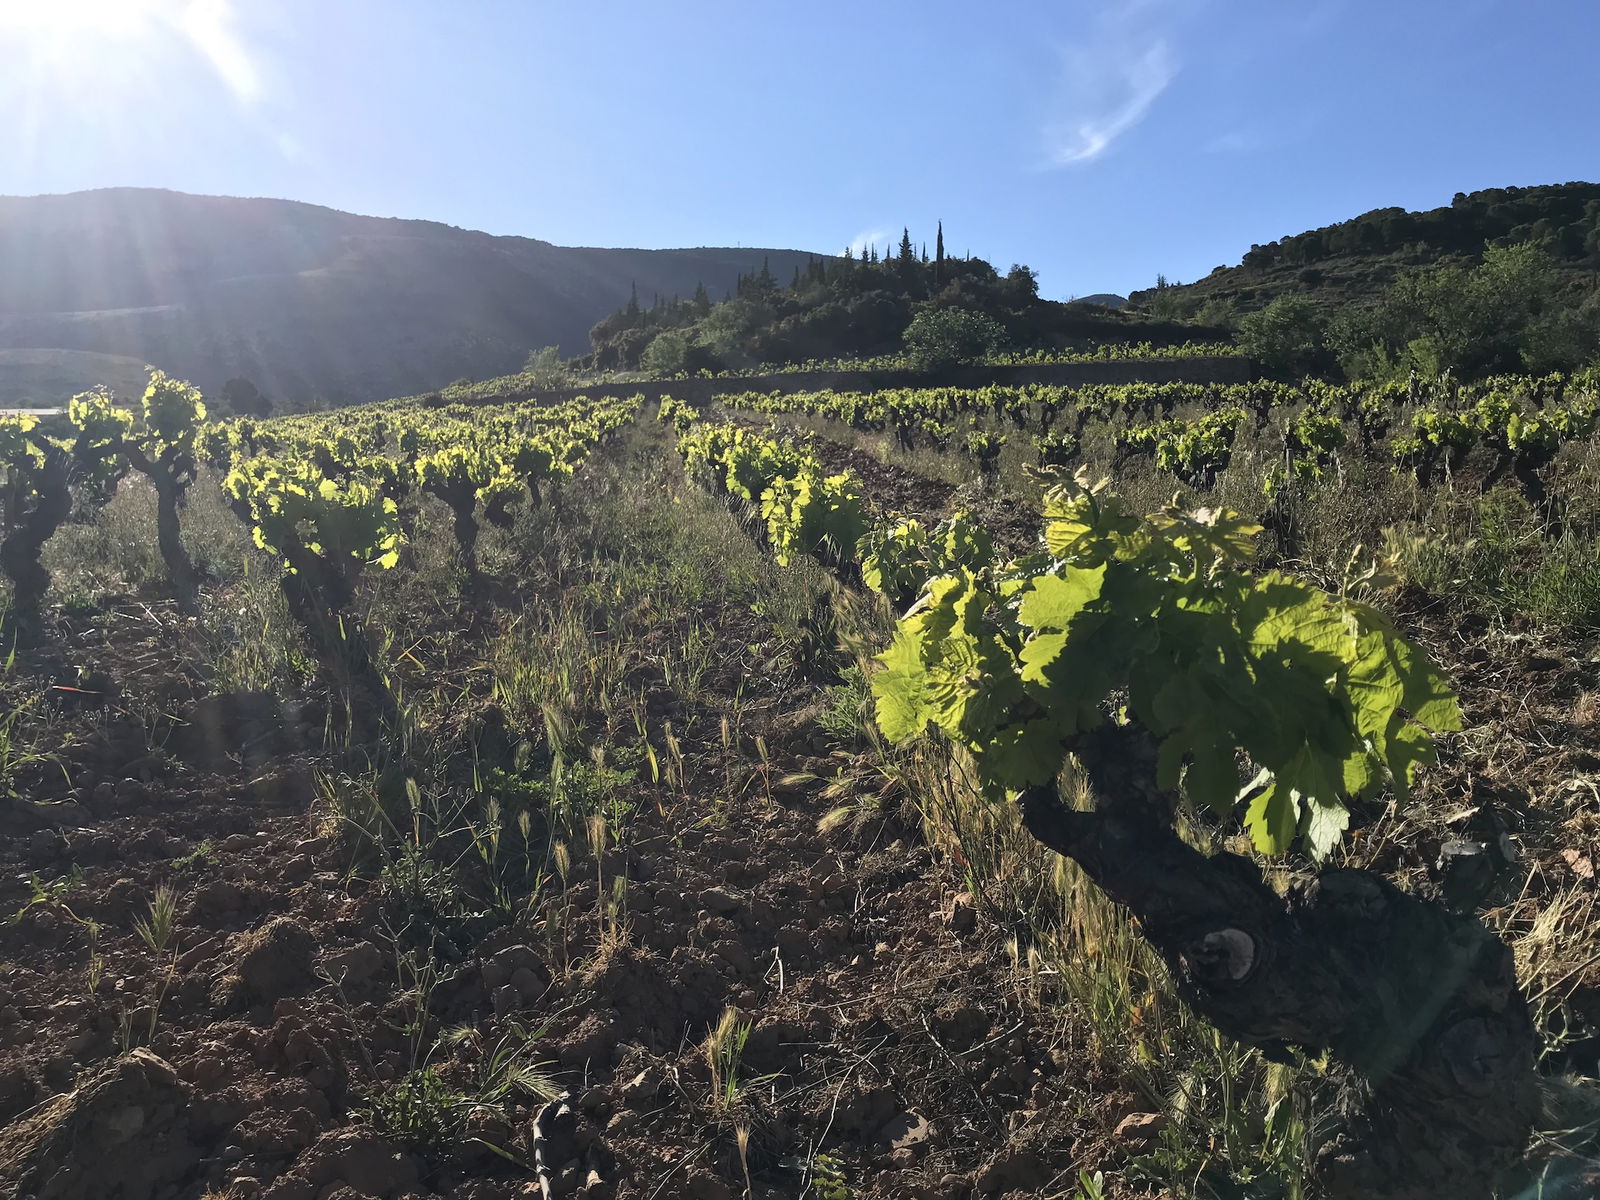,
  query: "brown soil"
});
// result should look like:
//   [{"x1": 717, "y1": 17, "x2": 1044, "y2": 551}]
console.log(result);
[{"x1": 0, "y1": 537, "x2": 1117, "y2": 1200}]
